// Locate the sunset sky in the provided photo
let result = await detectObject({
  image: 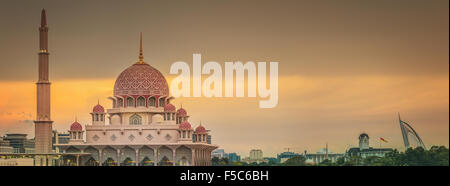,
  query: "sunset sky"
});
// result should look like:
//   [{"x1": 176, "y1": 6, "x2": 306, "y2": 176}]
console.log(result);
[{"x1": 0, "y1": 0, "x2": 448, "y2": 157}]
